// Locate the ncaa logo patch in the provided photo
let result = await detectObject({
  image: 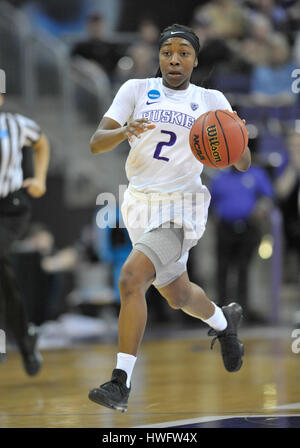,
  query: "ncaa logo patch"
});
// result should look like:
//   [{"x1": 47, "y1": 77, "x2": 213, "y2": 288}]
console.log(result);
[
  {"x1": 191, "y1": 103, "x2": 199, "y2": 111},
  {"x1": 148, "y1": 89, "x2": 160, "y2": 100}
]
